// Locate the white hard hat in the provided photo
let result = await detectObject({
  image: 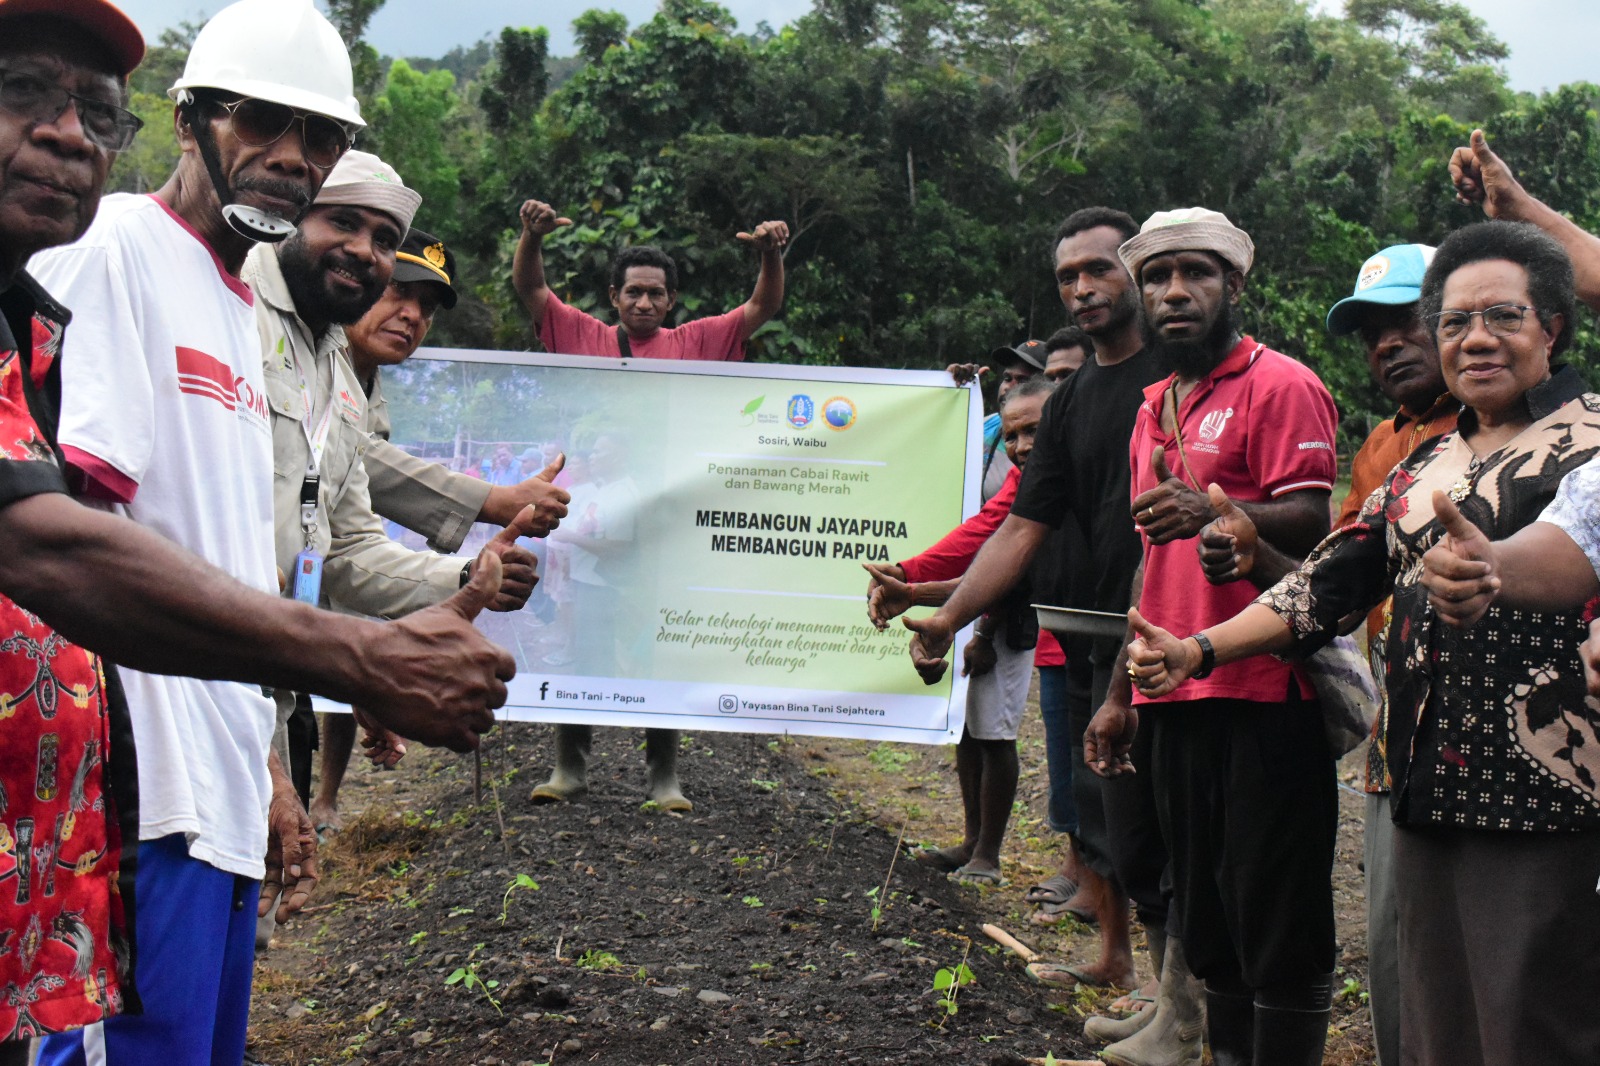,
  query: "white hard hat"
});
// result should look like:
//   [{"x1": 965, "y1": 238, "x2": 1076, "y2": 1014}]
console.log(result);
[{"x1": 169, "y1": 0, "x2": 365, "y2": 129}]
